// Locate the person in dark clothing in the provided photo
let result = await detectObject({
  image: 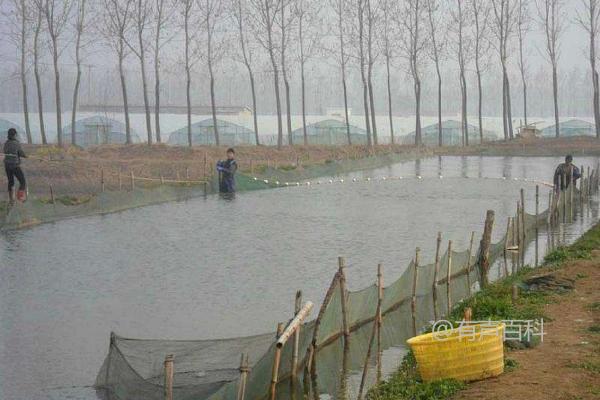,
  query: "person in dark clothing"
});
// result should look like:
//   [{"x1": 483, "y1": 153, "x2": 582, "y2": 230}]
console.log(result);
[
  {"x1": 553, "y1": 155, "x2": 580, "y2": 191},
  {"x1": 217, "y1": 148, "x2": 237, "y2": 194},
  {"x1": 3, "y1": 128, "x2": 27, "y2": 203}
]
